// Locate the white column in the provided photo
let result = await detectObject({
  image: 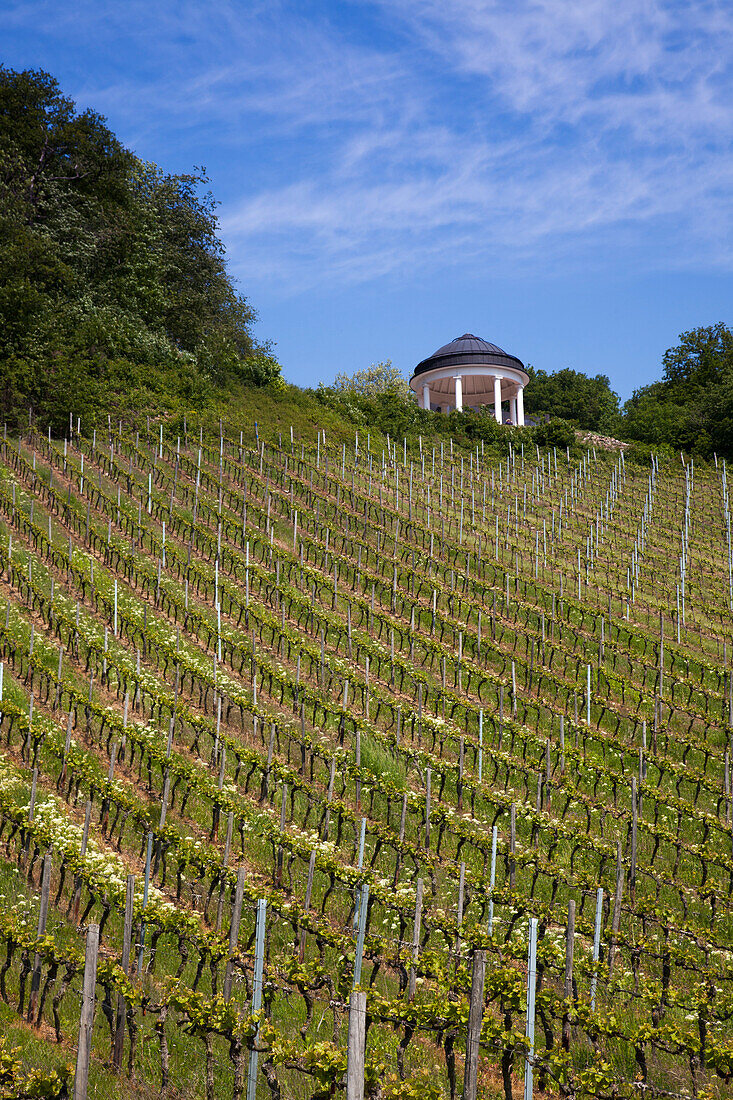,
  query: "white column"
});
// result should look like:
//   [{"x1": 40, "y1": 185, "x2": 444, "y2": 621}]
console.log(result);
[
  {"x1": 454, "y1": 376, "x2": 463, "y2": 412},
  {"x1": 493, "y1": 376, "x2": 502, "y2": 424},
  {"x1": 517, "y1": 385, "x2": 525, "y2": 426},
  {"x1": 511, "y1": 396, "x2": 517, "y2": 424},
  {"x1": 422, "y1": 383, "x2": 430, "y2": 411}
]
